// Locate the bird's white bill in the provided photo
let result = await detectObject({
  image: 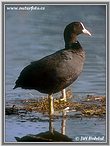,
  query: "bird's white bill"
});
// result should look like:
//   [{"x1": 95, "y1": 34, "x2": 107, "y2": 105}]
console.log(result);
[
  {"x1": 80, "y1": 22, "x2": 91, "y2": 36},
  {"x1": 82, "y1": 28, "x2": 91, "y2": 36}
]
